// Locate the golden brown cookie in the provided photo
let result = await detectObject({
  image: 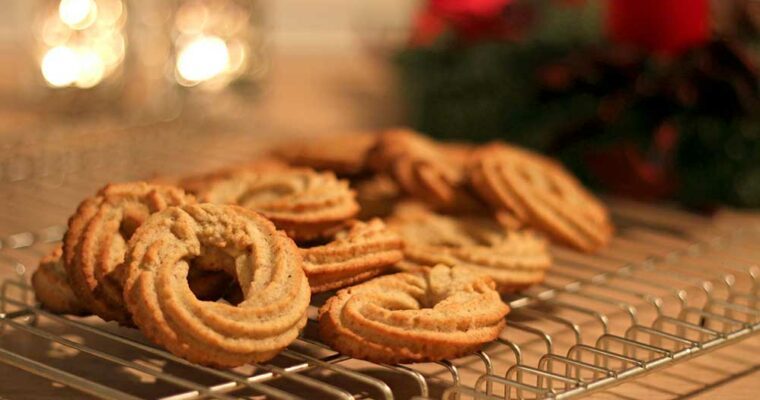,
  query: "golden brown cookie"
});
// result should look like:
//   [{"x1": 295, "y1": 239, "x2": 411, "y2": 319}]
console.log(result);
[
  {"x1": 274, "y1": 133, "x2": 377, "y2": 175},
  {"x1": 301, "y1": 219, "x2": 403, "y2": 293},
  {"x1": 31, "y1": 245, "x2": 89, "y2": 315},
  {"x1": 468, "y1": 143, "x2": 613, "y2": 252},
  {"x1": 354, "y1": 174, "x2": 402, "y2": 219},
  {"x1": 368, "y1": 129, "x2": 477, "y2": 209},
  {"x1": 198, "y1": 168, "x2": 360, "y2": 242},
  {"x1": 178, "y1": 157, "x2": 289, "y2": 195},
  {"x1": 388, "y1": 202, "x2": 551, "y2": 292},
  {"x1": 319, "y1": 264, "x2": 509, "y2": 364},
  {"x1": 63, "y1": 182, "x2": 196, "y2": 324},
  {"x1": 123, "y1": 203, "x2": 310, "y2": 367}
]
